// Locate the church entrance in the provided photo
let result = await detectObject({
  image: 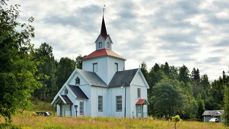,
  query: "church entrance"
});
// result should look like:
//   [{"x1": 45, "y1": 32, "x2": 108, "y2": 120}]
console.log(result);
[
  {"x1": 136, "y1": 105, "x2": 143, "y2": 118},
  {"x1": 60, "y1": 104, "x2": 72, "y2": 117}
]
